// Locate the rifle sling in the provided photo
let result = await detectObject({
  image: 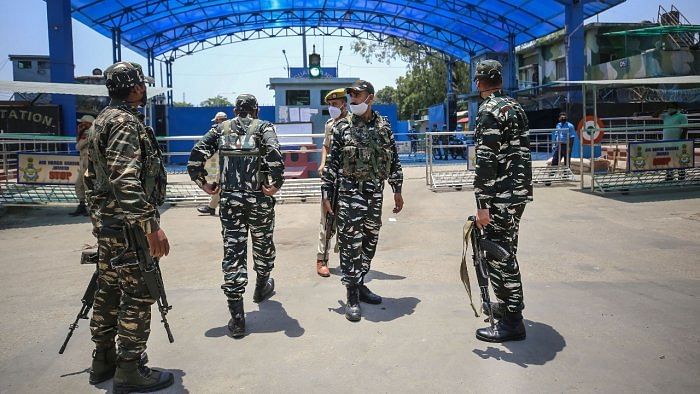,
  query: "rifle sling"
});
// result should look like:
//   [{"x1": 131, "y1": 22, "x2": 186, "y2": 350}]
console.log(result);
[{"x1": 460, "y1": 219, "x2": 480, "y2": 317}]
